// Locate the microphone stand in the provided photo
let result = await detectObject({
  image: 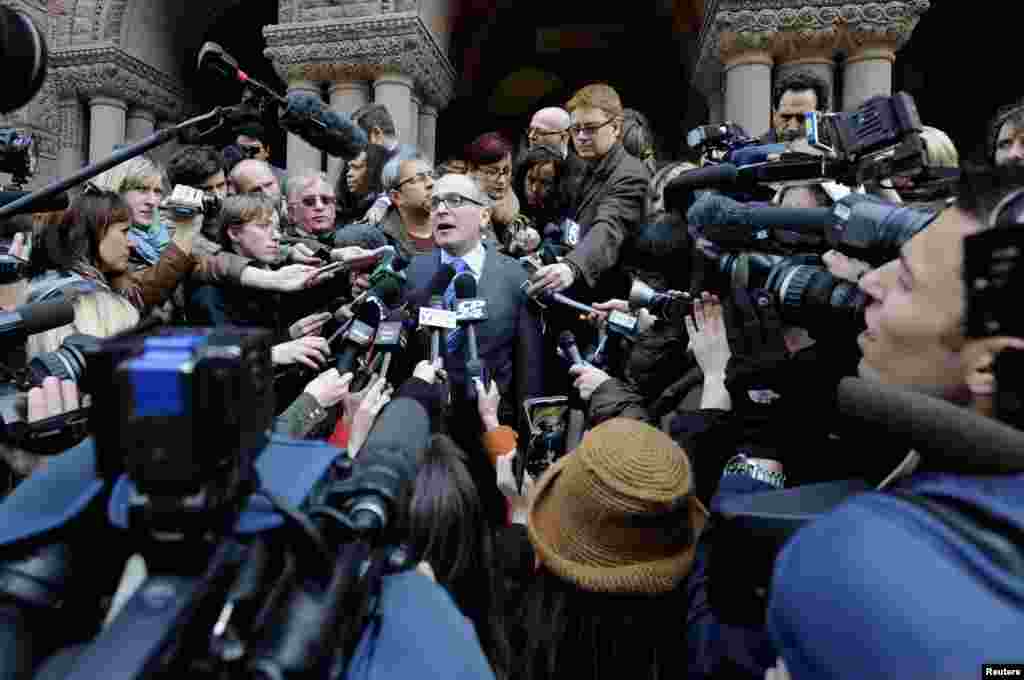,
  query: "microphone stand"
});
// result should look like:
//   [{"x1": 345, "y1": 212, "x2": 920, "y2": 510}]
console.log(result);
[{"x1": 0, "y1": 106, "x2": 245, "y2": 220}]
